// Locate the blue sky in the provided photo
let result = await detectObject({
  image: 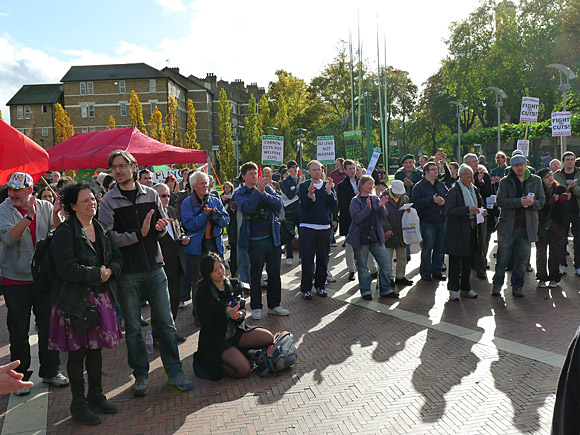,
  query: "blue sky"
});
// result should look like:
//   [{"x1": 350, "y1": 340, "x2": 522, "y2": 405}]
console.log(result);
[{"x1": 0, "y1": 0, "x2": 483, "y2": 123}]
